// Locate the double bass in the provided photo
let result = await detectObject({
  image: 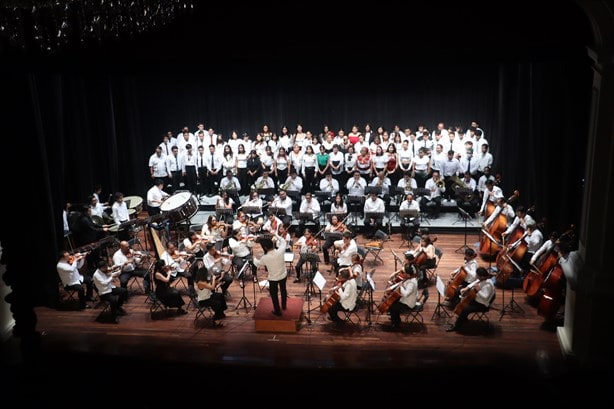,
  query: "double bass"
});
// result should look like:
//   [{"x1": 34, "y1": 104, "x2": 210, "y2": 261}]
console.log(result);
[
  {"x1": 479, "y1": 190, "x2": 519, "y2": 260},
  {"x1": 537, "y1": 263, "x2": 566, "y2": 321}
]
